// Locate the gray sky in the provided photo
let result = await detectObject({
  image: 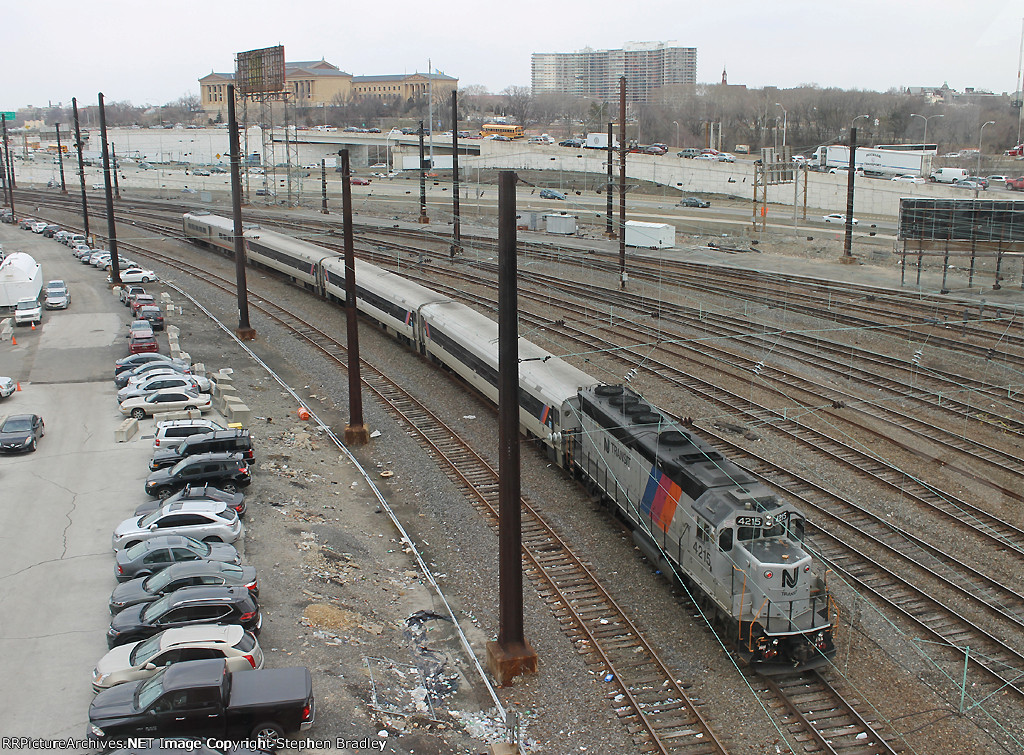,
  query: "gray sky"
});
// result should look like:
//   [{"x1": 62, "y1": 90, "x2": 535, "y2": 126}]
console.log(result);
[{"x1": 6, "y1": 0, "x2": 1023, "y2": 108}]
